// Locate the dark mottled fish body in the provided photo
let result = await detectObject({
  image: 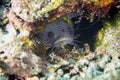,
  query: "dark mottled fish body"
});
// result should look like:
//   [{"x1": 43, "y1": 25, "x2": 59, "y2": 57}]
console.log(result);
[{"x1": 37, "y1": 18, "x2": 75, "y2": 48}]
